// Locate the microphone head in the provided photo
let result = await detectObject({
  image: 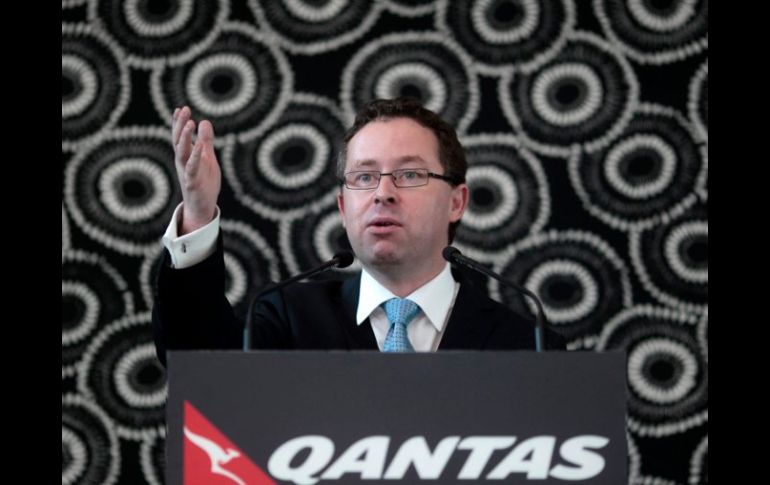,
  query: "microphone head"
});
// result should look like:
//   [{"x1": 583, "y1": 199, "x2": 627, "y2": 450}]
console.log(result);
[
  {"x1": 332, "y1": 250, "x2": 355, "y2": 268},
  {"x1": 442, "y1": 246, "x2": 461, "y2": 262}
]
